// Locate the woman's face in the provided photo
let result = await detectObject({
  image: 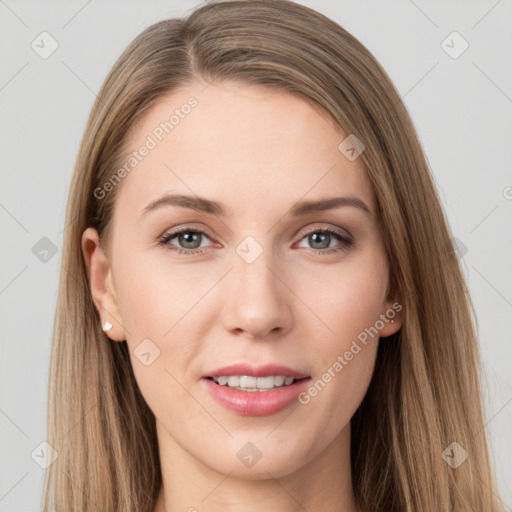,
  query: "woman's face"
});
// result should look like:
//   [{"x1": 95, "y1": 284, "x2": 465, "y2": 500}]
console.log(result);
[{"x1": 83, "y1": 80, "x2": 402, "y2": 479}]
